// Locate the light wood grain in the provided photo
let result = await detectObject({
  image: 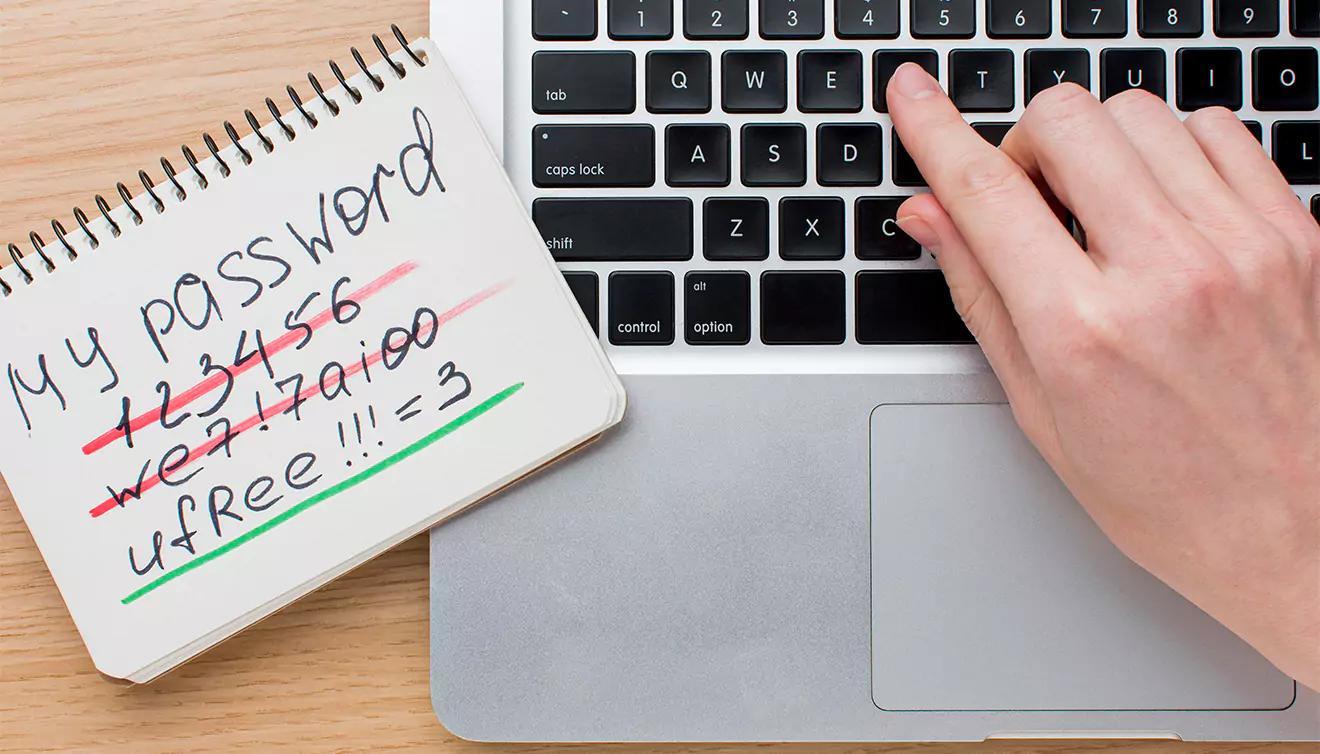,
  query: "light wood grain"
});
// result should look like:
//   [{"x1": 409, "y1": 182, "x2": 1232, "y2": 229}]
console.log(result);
[{"x1": 0, "y1": 1, "x2": 1309, "y2": 751}]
